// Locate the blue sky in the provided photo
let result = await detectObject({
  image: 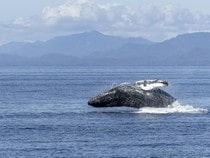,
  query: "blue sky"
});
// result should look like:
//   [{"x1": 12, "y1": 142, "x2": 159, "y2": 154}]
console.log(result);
[{"x1": 1, "y1": 0, "x2": 210, "y2": 44}]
